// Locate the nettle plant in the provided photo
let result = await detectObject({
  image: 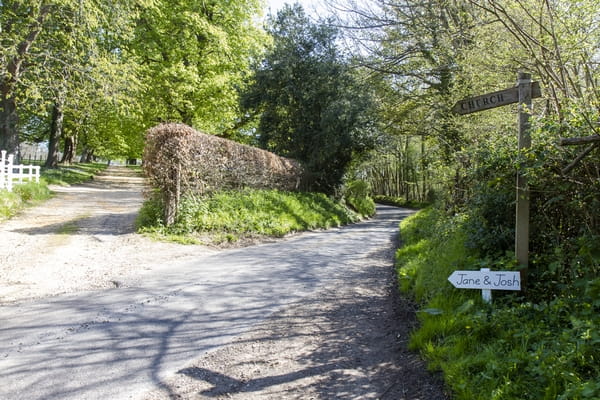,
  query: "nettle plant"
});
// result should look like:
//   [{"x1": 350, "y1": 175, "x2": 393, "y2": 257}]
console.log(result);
[{"x1": 143, "y1": 123, "x2": 304, "y2": 225}]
